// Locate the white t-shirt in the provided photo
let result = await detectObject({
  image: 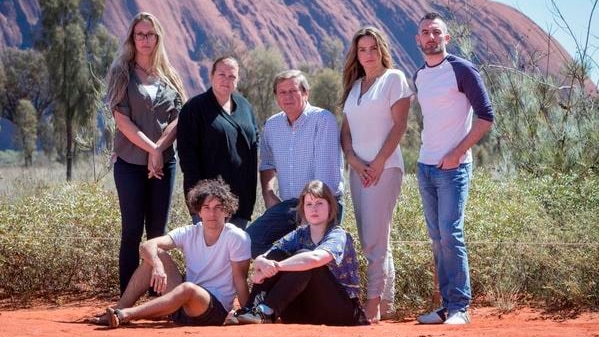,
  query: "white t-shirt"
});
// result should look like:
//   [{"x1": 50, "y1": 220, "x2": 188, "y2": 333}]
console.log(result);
[
  {"x1": 343, "y1": 69, "x2": 413, "y2": 171},
  {"x1": 413, "y1": 55, "x2": 494, "y2": 165},
  {"x1": 168, "y1": 223, "x2": 251, "y2": 311},
  {"x1": 142, "y1": 82, "x2": 159, "y2": 101}
]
